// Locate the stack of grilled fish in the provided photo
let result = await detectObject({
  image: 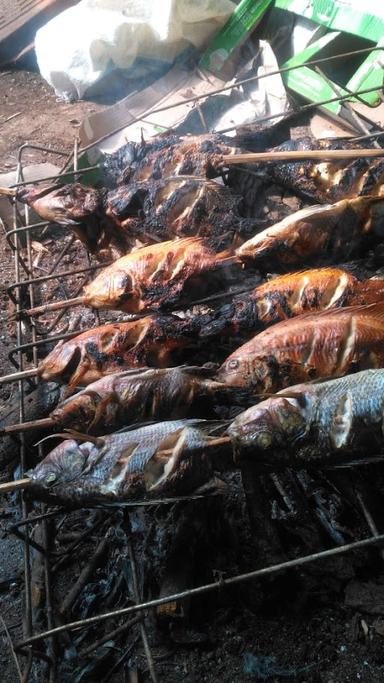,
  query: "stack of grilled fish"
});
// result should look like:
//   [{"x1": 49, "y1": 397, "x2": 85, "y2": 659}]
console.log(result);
[{"x1": 6, "y1": 128, "x2": 384, "y2": 507}]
